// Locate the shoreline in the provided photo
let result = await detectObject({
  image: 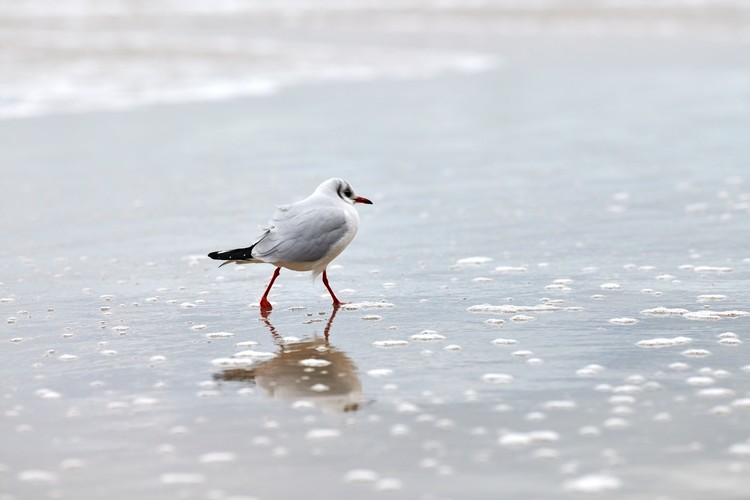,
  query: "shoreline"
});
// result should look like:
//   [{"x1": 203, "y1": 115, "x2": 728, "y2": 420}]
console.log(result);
[{"x1": 3, "y1": 1, "x2": 749, "y2": 122}]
